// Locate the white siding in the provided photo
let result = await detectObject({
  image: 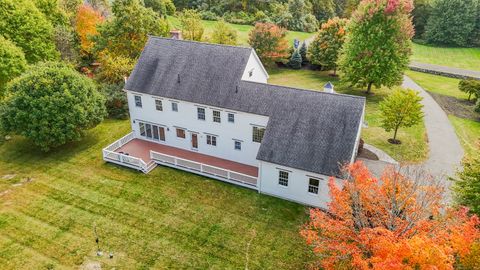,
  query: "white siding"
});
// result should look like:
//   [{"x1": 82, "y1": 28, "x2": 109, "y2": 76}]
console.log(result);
[
  {"x1": 127, "y1": 90, "x2": 269, "y2": 167},
  {"x1": 258, "y1": 161, "x2": 342, "y2": 209},
  {"x1": 241, "y1": 51, "x2": 269, "y2": 83}
]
